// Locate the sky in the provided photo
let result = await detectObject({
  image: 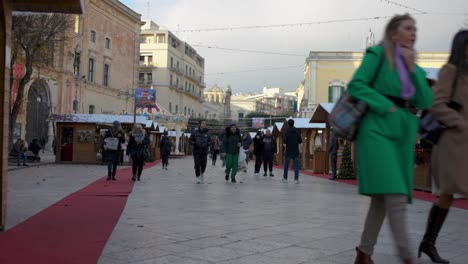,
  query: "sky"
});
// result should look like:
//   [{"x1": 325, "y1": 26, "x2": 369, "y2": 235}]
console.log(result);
[{"x1": 120, "y1": 0, "x2": 468, "y2": 94}]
